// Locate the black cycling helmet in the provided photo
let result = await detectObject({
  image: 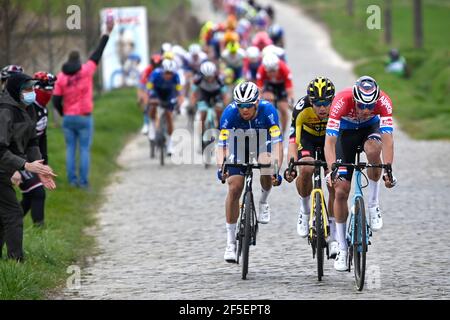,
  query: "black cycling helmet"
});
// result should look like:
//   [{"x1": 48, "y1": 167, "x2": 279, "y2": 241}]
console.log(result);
[
  {"x1": 1, "y1": 65, "x2": 24, "y2": 81},
  {"x1": 307, "y1": 77, "x2": 335, "y2": 104}
]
